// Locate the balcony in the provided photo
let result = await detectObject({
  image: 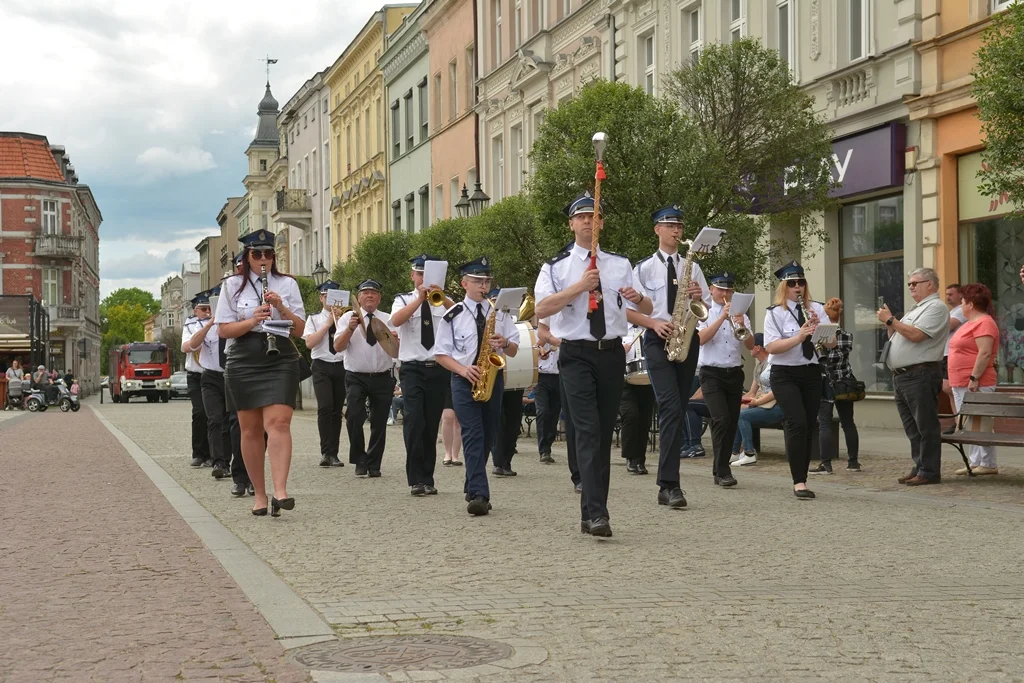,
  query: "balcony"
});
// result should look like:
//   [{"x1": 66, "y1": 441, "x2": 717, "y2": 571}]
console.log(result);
[
  {"x1": 48, "y1": 305, "x2": 83, "y2": 325},
  {"x1": 271, "y1": 189, "x2": 312, "y2": 230},
  {"x1": 36, "y1": 233, "x2": 83, "y2": 259}
]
